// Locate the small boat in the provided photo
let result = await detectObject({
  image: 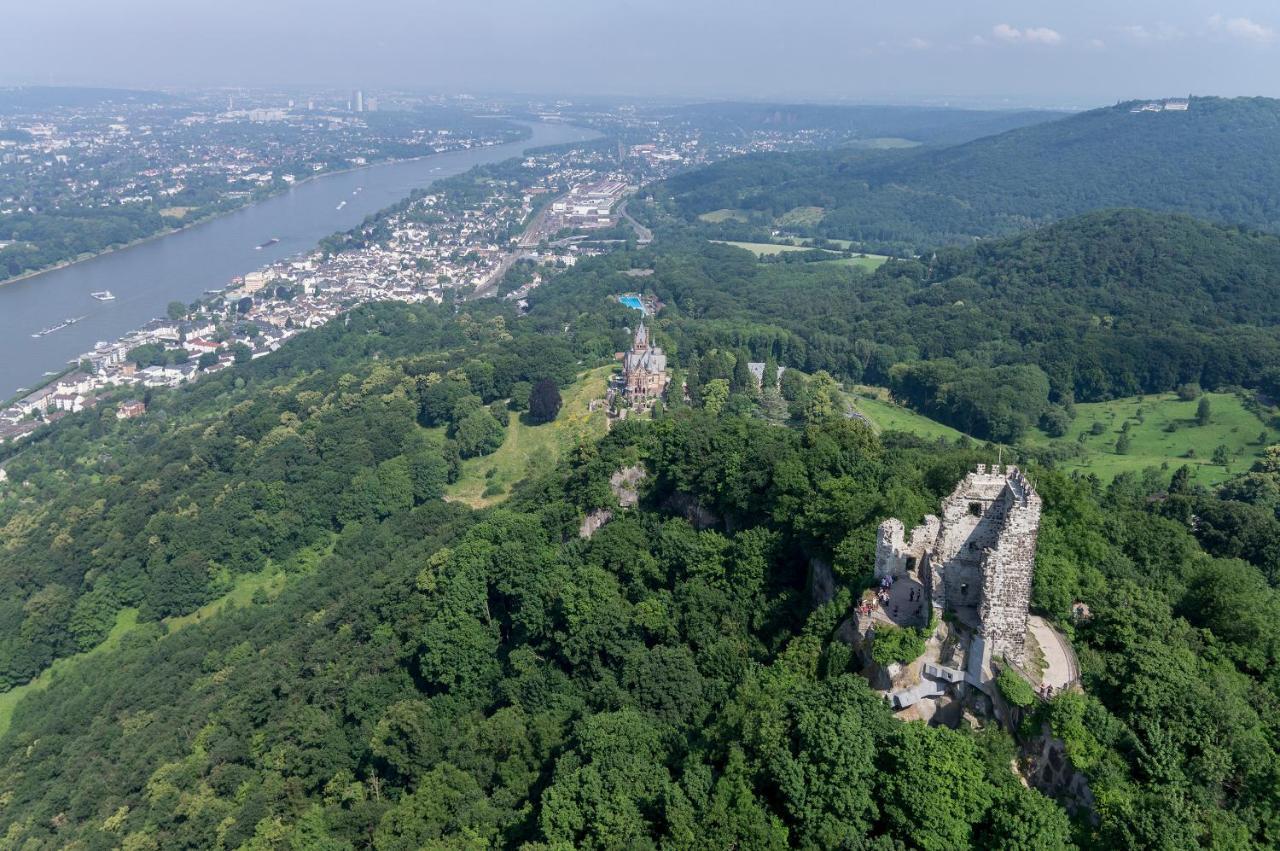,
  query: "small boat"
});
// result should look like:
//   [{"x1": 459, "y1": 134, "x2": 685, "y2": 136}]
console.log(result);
[
  {"x1": 336, "y1": 200, "x2": 347, "y2": 210},
  {"x1": 90, "y1": 290, "x2": 115, "y2": 301},
  {"x1": 255, "y1": 238, "x2": 280, "y2": 250}
]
